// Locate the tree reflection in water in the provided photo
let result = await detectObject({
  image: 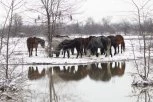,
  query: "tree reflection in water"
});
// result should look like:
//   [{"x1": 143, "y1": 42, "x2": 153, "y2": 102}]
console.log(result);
[
  {"x1": 48, "y1": 68, "x2": 58, "y2": 102},
  {"x1": 130, "y1": 87, "x2": 153, "y2": 102}
]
